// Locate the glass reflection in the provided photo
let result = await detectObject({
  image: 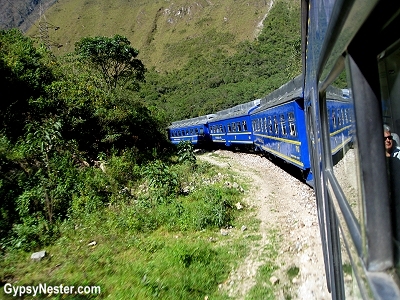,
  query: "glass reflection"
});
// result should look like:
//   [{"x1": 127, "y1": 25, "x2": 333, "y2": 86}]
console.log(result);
[
  {"x1": 378, "y1": 40, "x2": 400, "y2": 275},
  {"x1": 328, "y1": 73, "x2": 363, "y2": 225}
]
